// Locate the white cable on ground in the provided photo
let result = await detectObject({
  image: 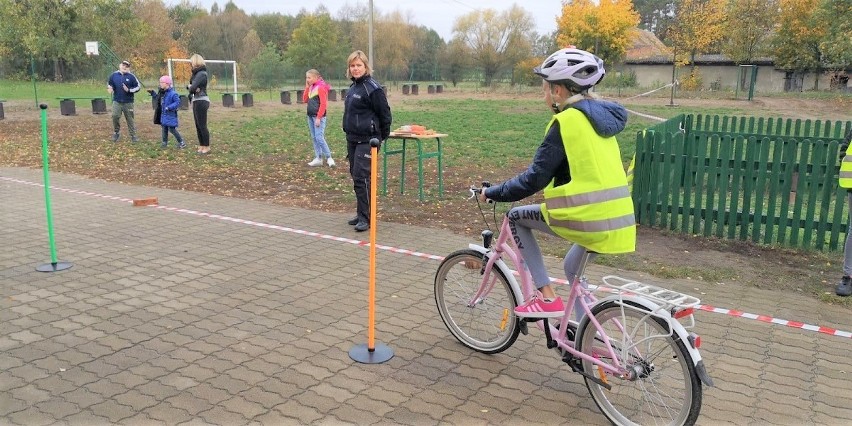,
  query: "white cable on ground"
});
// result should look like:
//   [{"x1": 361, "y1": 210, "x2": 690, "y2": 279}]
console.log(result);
[
  {"x1": 625, "y1": 108, "x2": 666, "y2": 122},
  {"x1": 621, "y1": 80, "x2": 679, "y2": 100}
]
